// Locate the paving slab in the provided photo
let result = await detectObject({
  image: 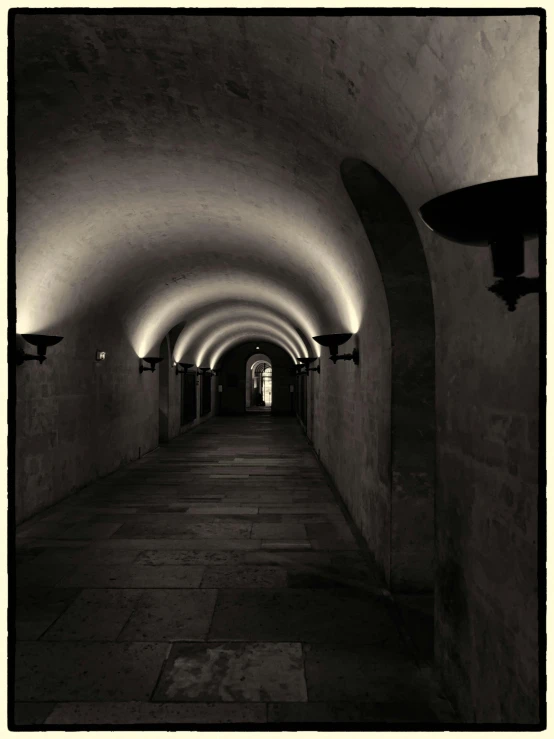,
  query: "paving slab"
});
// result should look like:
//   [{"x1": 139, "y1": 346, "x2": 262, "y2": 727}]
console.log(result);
[
  {"x1": 58, "y1": 563, "x2": 204, "y2": 588},
  {"x1": 41, "y1": 589, "x2": 144, "y2": 641},
  {"x1": 118, "y1": 589, "x2": 218, "y2": 641},
  {"x1": 14, "y1": 413, "x2": 444, "y2": 725},
  {"x1": 201, "y1": 565, "x2": 288, "y2": 588},
  {"x1": 15, "y1": 642, "x2": 170, "y2": 701},
  {"x1": 209, "y1": 588, "x2": 403, "y2": 644},
  {"x1": 252, "y1": 523, "x2": 307, "y2": 539},
  {"x1": 12, "y1": 702, "x2": 56, "y2": 726},
  {"x1": 154, "y1": 642, "x2": 307, "y2": 702},
  {"x1": 267, "y1": 701, "x2": 439, "y2": 723},
  {"x1": 303, "y1": 642, "x2": 431, "y2": 703},
  {"x1": 45, "y1": 701, "x2": 267, "y2": 724},
  {"x1": 111, "y1": 521, "x2": 252, "y2": 539},
  {"x1": 135, "y1": 550, "x2": 246, "y2": 566},
  {"x1": 16, "y1": 588, "x2": 82, "y2": 640}
]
